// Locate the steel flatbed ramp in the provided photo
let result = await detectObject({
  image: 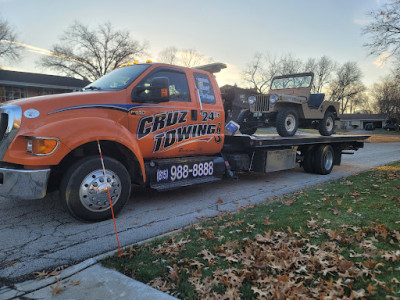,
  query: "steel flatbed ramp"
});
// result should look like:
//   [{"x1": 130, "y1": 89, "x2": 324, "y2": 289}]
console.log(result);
[{"x1": 223, "y1": 134, "x2": 370, "y2": 152}]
